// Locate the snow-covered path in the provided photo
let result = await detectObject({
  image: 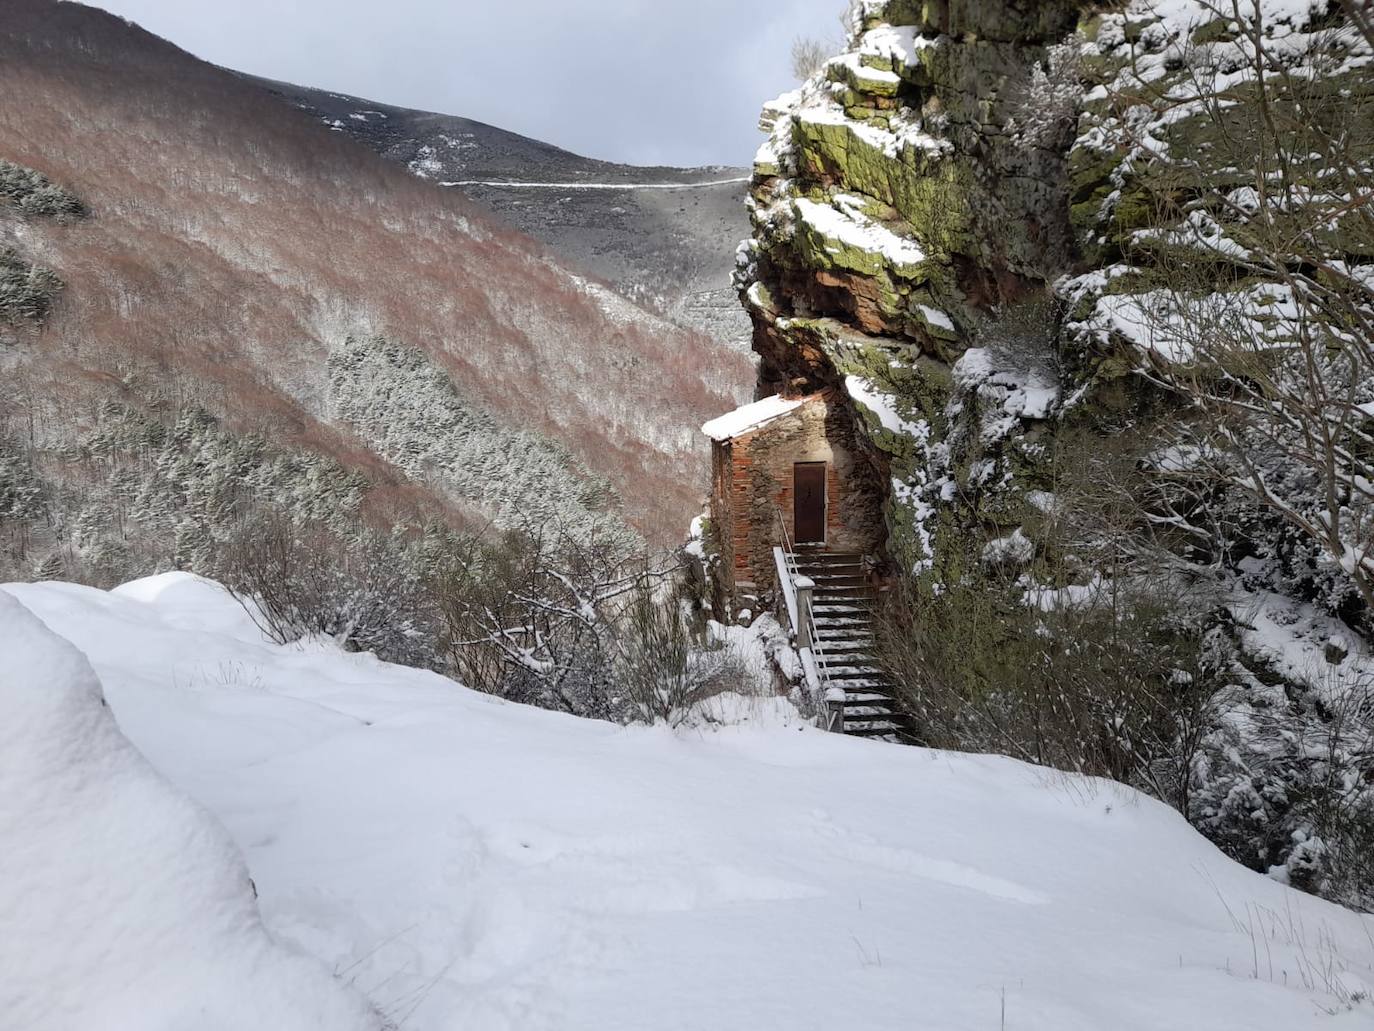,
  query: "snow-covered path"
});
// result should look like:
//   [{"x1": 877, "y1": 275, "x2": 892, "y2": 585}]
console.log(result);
[
  {"x1": 6, "y1": 574, "x2": 1374, "y2": 1030},
  {"x1": 440, "y1": 177, "x2": 749, "y2": 190}
]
